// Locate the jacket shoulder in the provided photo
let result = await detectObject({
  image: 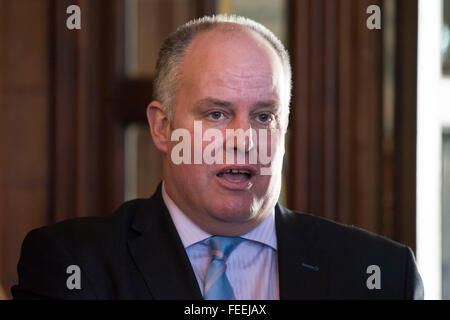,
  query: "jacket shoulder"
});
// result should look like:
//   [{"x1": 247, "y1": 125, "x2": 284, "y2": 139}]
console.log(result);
[
  {"x1": 31, "y1": 199, "x2": 145, "y2": 247},
  {"x1": 280, "y1": 206, "x2": 406, "y2": 251},
  {"x1": 12, "y1": 199, "x2": 148, "y2": 299},
  {"x1": 277, "y1": 206, "x2": 424, "y2": 299}
]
